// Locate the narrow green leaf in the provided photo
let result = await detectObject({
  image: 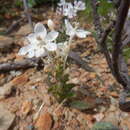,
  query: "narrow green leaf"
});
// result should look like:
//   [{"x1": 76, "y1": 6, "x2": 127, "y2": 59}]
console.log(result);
[
  {"x1": 92, "y1": 122, "x2": 119, "y2": 130},
  {"x1": 70, "y1": 100, "x2": 92, "y2": 110}
]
